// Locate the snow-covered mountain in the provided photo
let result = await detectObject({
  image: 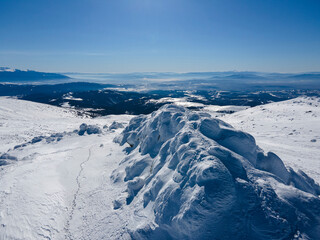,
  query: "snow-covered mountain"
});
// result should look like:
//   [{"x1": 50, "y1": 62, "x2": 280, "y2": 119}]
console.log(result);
[
  {"x1": 0, "y1": 97, "x2": 319, "y2": 239},
  {"x1": 0, "y1": 67, "x2": 15, "y2": 72},
  {"x1": 0, "y1": 68, "x2": 69, "y2": 82}
]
